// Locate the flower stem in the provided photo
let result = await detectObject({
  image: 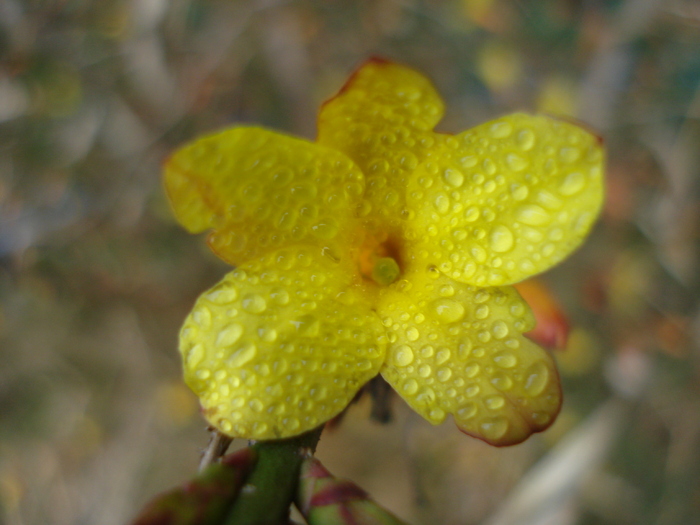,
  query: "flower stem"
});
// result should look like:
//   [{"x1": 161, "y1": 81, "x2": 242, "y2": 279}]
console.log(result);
[{"x1": 223, "y1": 425, "x2": 324, "y2": 525}]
